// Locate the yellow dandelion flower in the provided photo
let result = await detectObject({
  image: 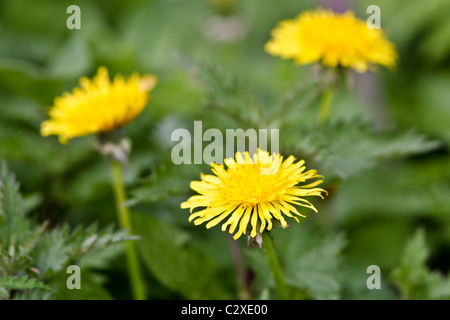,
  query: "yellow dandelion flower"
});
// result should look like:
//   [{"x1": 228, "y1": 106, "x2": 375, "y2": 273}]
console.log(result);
[
  {"x1": 41, "y1": 67, "x2": 157, "y2": 143},
  {"x1": 181, "y1": 149, "x2": 327, "y2": 240},
  {"x1": 265, "y1": 8, "x2": 397, "y2": 73}
]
